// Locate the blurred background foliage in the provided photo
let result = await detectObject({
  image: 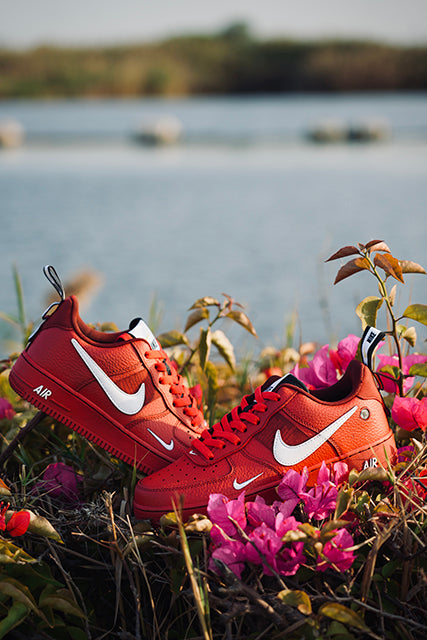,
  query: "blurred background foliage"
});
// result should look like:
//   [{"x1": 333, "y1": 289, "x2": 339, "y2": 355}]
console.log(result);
[{"x1": 1, "y1": 22, "x2": 426, "y2": 98}]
